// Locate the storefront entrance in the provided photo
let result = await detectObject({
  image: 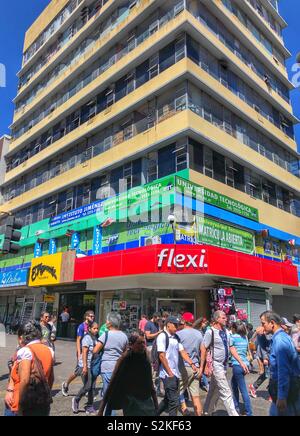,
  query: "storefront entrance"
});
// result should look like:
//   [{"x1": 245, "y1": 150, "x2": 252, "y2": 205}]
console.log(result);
[
  {"x1": 57, "y1": 292, "x2": 97, "y2": 339},
  {"x1": 156, "y1": 298, "x2": 196, "y2": 315}
]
